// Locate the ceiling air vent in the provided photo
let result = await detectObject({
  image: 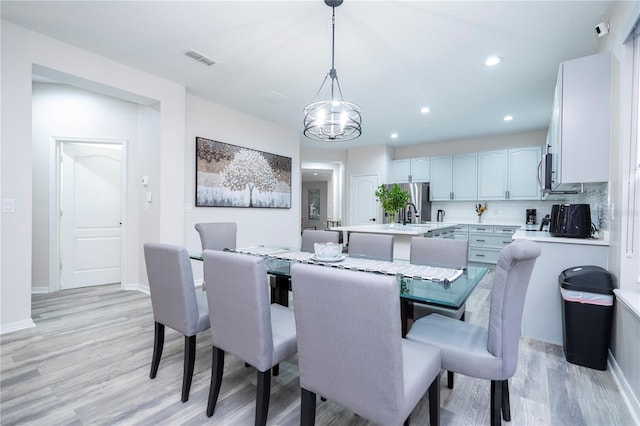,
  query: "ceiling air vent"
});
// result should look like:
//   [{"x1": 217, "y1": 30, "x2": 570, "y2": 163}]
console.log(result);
[{"x1": 183, "y1": 49, "x2": 217, "y2": 66}]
